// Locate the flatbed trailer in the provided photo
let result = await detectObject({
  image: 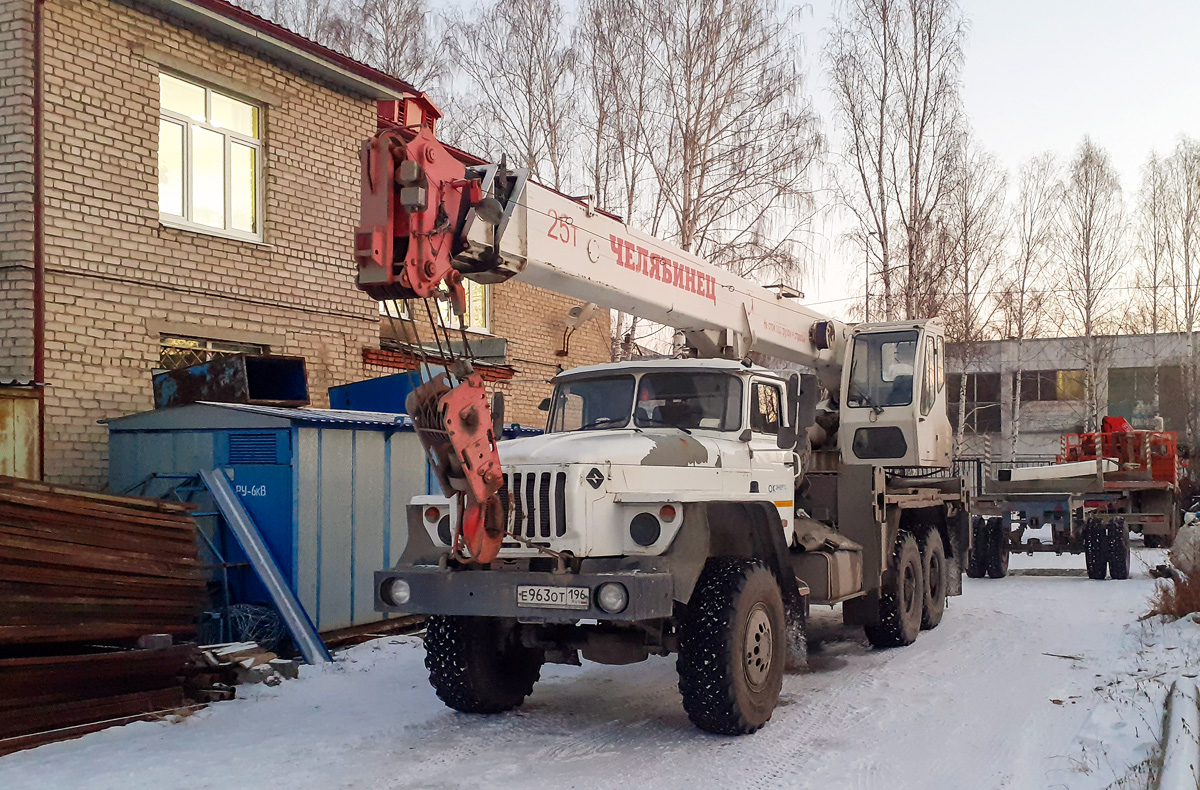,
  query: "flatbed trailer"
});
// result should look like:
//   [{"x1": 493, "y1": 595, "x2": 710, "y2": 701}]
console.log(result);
[{"x1": 970, "y1": 465, "x2": 1180, "y2": 580}]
